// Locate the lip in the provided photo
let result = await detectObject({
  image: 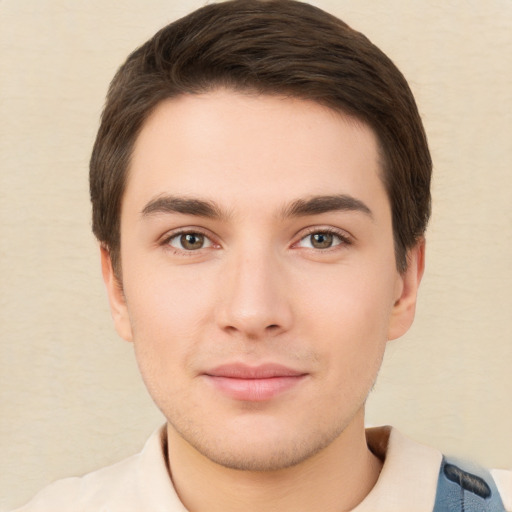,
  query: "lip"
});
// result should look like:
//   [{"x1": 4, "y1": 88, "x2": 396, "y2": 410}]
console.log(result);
[{"x1": 203, "y1": 363, "x2": 308, "y2": 401}]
